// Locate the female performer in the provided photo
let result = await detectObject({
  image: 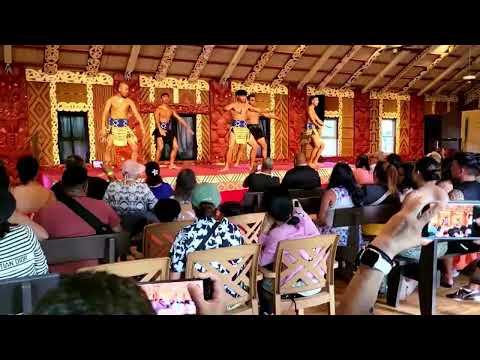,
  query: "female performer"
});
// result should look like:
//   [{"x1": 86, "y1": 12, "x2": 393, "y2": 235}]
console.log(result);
[{"x1": 304, "y1": 96, "x2": 325, "y2": 169}]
